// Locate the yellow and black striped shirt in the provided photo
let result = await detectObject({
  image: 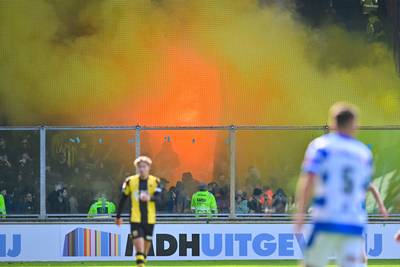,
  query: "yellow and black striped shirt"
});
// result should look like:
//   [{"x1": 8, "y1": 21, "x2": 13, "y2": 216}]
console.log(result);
[{"x1": 117, "y1": 175, "x2": 161, "y2": 224}]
